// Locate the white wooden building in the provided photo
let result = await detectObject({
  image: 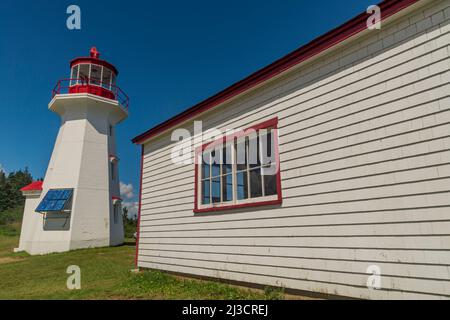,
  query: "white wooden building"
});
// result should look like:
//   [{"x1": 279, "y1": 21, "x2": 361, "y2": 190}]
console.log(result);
[{"x1": 132, "y1": 0, "x2": 450, "y2": 299}]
